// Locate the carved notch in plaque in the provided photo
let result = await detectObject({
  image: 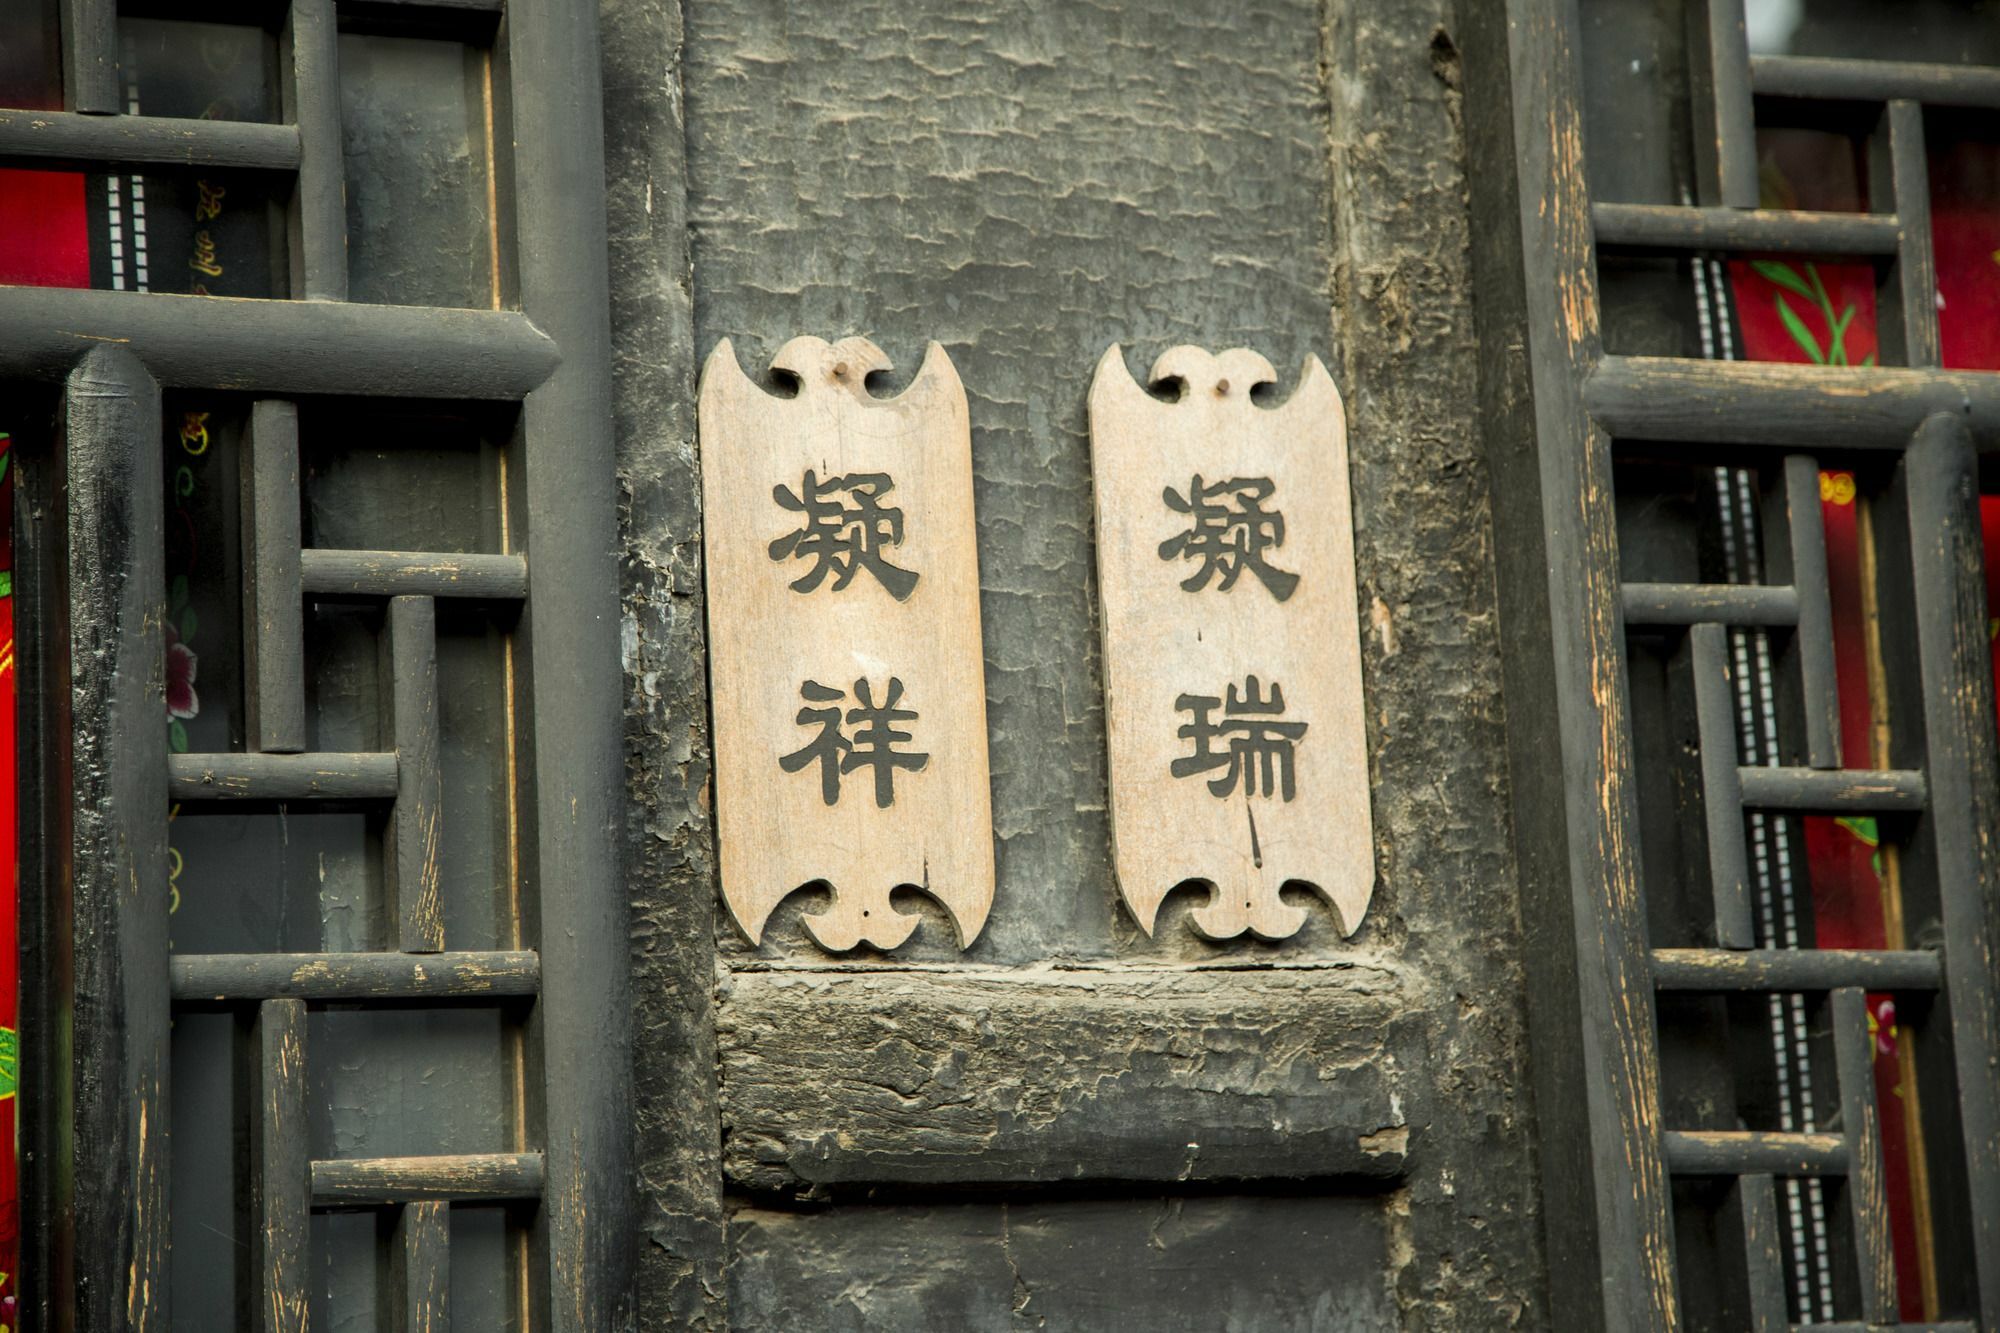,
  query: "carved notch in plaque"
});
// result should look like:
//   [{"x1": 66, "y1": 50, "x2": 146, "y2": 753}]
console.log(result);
[
  {"x1": 699, "y1": 336, "x2": 994, "y2": 952},
  {"x1": 1089, "y1": 345, "x2": 1373, "y2": 941}
]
